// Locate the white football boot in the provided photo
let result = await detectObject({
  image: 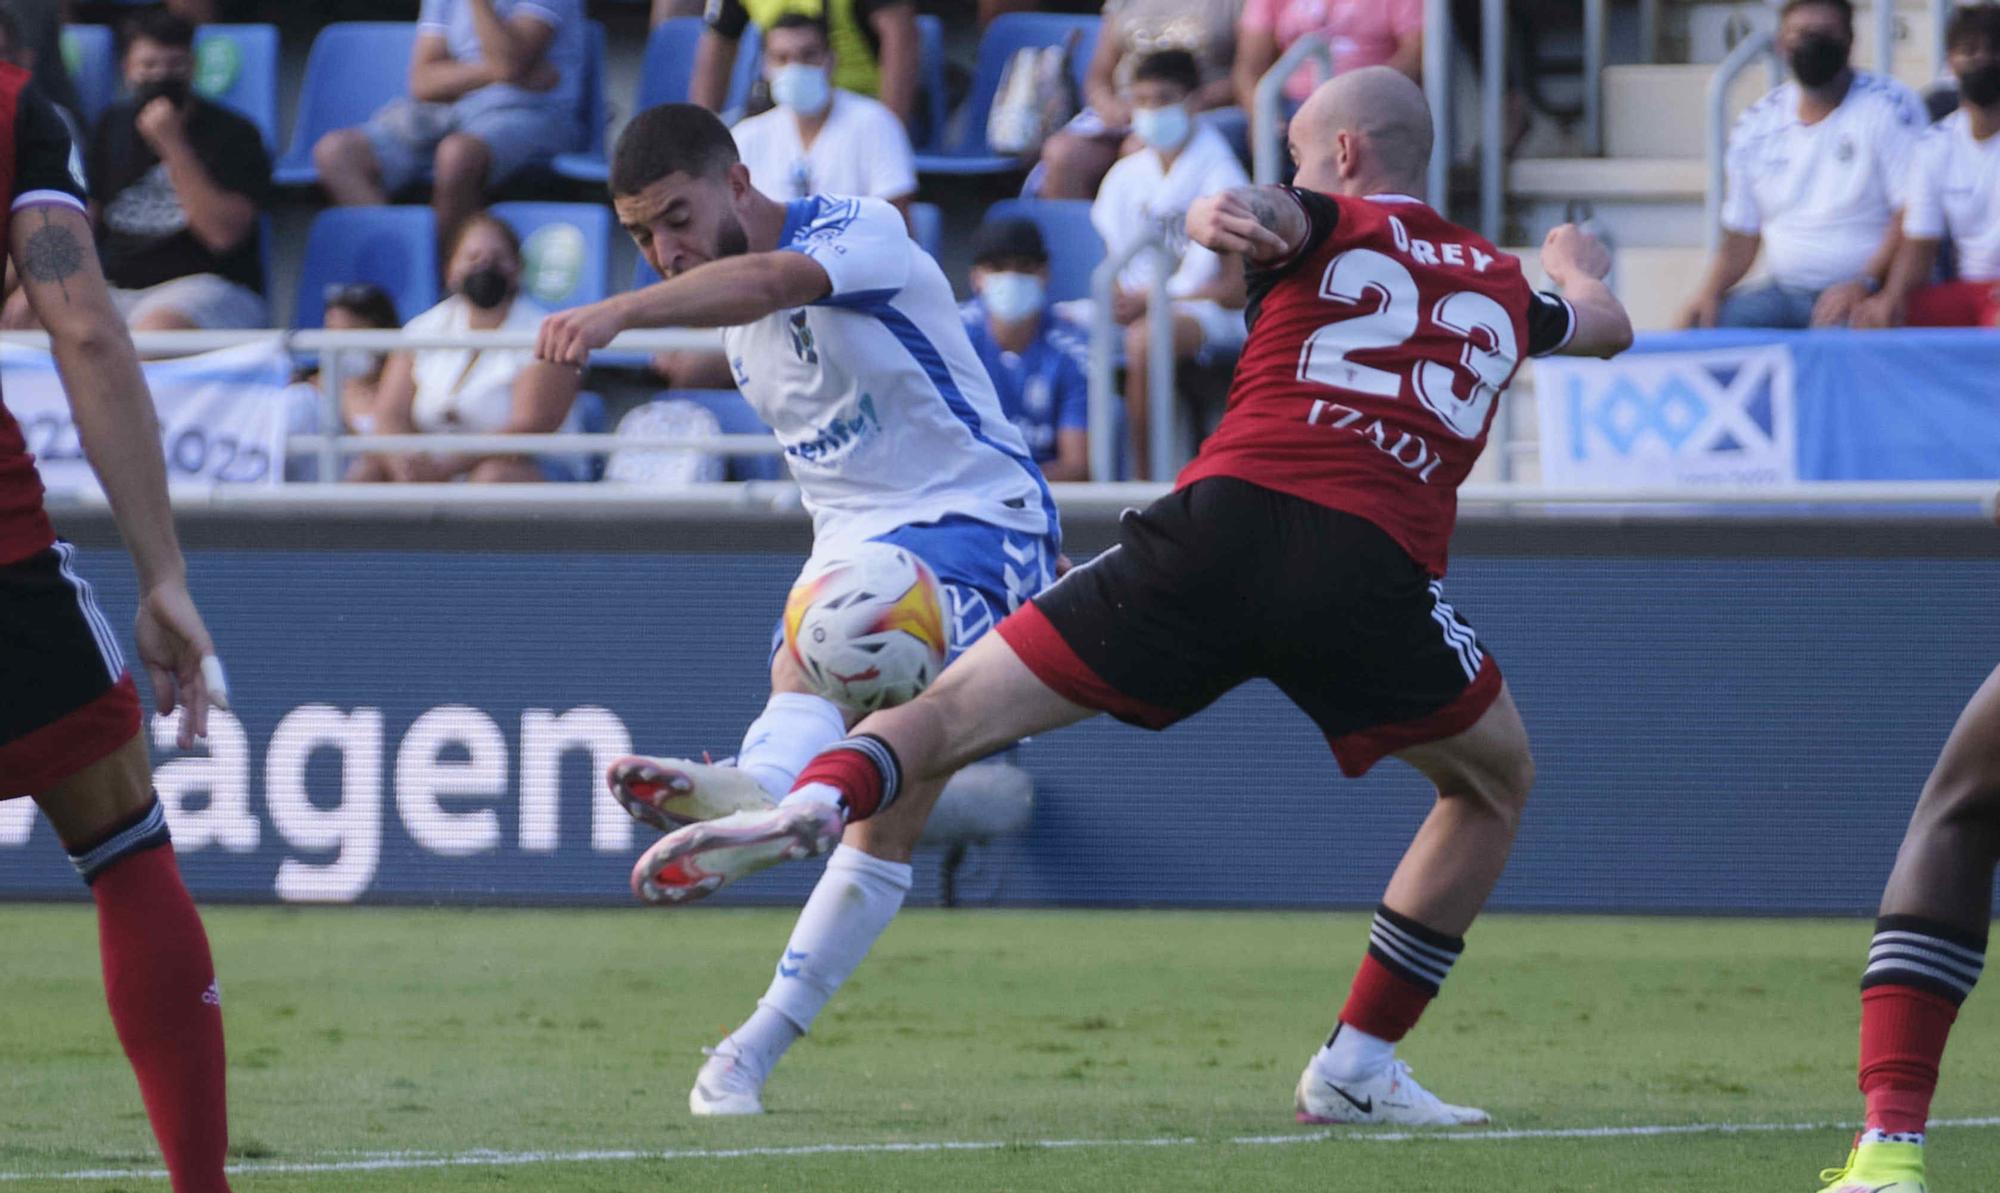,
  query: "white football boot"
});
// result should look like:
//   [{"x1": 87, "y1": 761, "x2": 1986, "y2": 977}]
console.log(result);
[
  {"x1": 1294, "y1": 1057, "x2": 1490, "y2": 1126},
  {"x1": 606, "y1": 755, "x2": 775, "y2": 832},
  {"x1": 689, "y1": 1043, "x2": 766, "y2": 1116},
  {"x1": 631, "y1": 802, "x2": 846, "y2": 905}
]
